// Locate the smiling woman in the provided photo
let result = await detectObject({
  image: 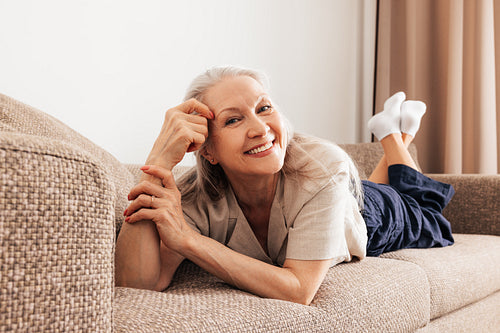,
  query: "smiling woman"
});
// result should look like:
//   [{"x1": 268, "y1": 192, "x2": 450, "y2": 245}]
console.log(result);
[
  {"x1": 115, "y1": 66, "x2": 367, "y2": 304},
  {"x1": 115, "y1": 65, "x2": 455, "y2": 305}
]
